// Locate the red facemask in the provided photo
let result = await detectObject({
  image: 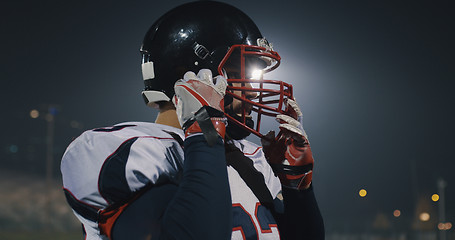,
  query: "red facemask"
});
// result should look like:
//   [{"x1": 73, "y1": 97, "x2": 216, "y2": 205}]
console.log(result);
[{"x1": 218, "y1": 44, "x2": 294, "y2": 139}]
